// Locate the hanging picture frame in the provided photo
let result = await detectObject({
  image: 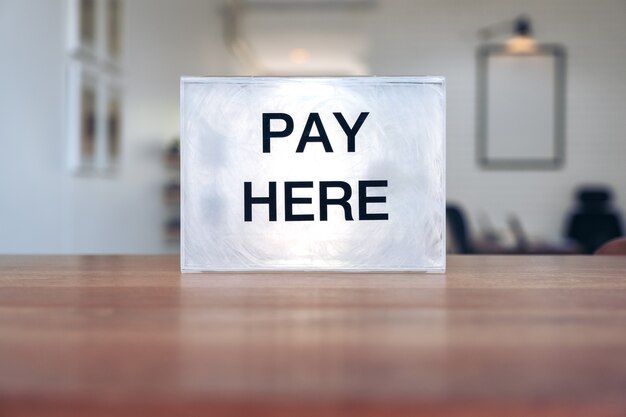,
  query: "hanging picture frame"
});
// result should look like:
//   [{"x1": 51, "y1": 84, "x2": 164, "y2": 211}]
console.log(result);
[
  {"x1": 67, "y1": 0, "x2": 98, "y2": 58},
  {"x1": 103, "y1": 79, "x2": 122, "y2": 172},
  {"x1": 476, "y1": 44, "x2": 566, "y2": 169},
  {"x1": 66, "y1": 0, "x2": 124, "y2": 176},
  {"x1": 66, "y1": 62, "x2": 100, "y2": 174},
  {"x1": 104, "y1": 0, "x2": 123, "y2": 65}
]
